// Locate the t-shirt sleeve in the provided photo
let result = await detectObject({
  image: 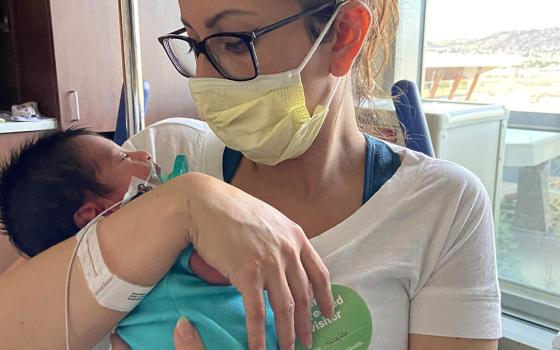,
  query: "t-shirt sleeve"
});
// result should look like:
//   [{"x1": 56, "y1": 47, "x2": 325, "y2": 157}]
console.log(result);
[{"x1": 409, "y1": 162, "x2": 502, "y2": 339}]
